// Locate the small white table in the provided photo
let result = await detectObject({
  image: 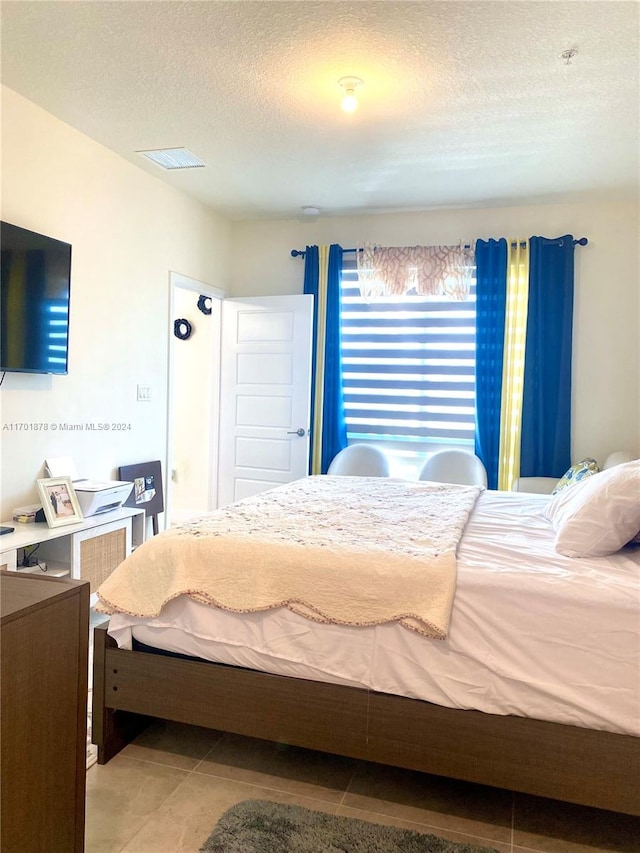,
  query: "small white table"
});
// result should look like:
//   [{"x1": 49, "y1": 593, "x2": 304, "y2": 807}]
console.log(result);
[{"x1": 0, "y1": 506, "x2": 145, "y2": 602}]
